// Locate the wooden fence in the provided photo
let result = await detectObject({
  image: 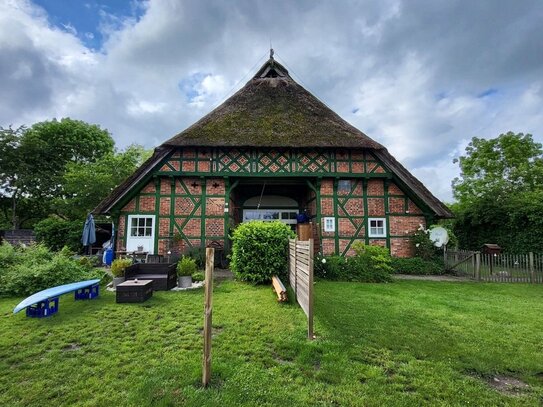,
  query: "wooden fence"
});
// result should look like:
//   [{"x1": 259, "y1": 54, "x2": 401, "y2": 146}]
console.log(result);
[
  {"x1": 288, "y1": 238, "x2": 314, "y2": 339},
  {"x1": 445, "y1": 250, "x2": 543, "y2": 283}
]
